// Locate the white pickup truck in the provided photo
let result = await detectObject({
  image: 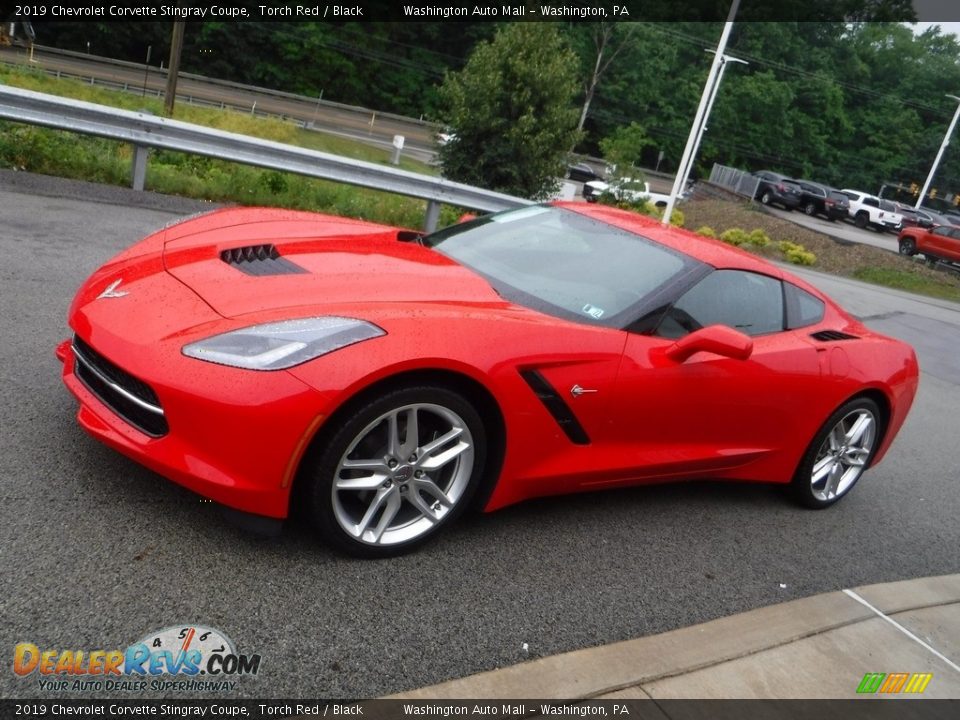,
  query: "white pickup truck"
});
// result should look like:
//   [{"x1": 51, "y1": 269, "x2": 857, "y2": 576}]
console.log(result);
[
  {"x1": 840, "y1": 189, "x2": 903, "y2": 232},
  {"x1": 583, "y1": 179, "x2": 672, "y2": 207}
]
